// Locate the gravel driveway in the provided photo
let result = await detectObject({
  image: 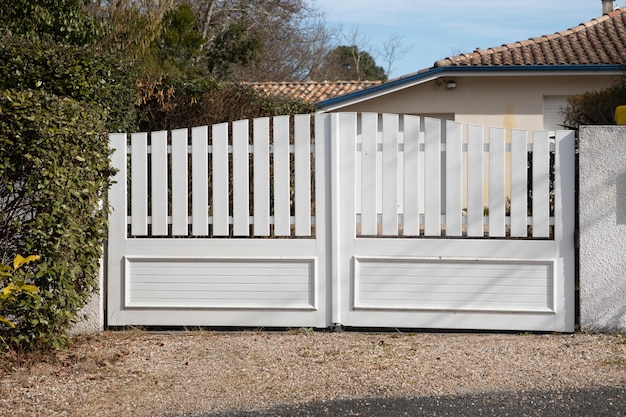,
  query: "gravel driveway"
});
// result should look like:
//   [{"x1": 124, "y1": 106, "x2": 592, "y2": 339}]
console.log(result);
[{"x1": 1, "y1": 330, "x2": 625, "y2": 417}]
